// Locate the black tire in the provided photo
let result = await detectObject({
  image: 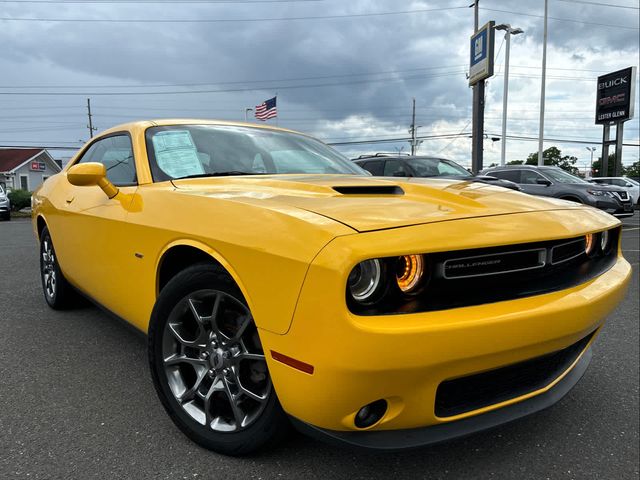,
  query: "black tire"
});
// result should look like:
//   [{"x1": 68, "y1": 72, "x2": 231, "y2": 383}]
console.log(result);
[
  {"x1": 148, "y1": 263, "x2": 289, "y2": 456},
  {"x1": 1, "y1": 212, "x2": 9, "y2": 221},
  {"x1": 39, "y1": 226, "x2": 76, "y2": 309}
]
